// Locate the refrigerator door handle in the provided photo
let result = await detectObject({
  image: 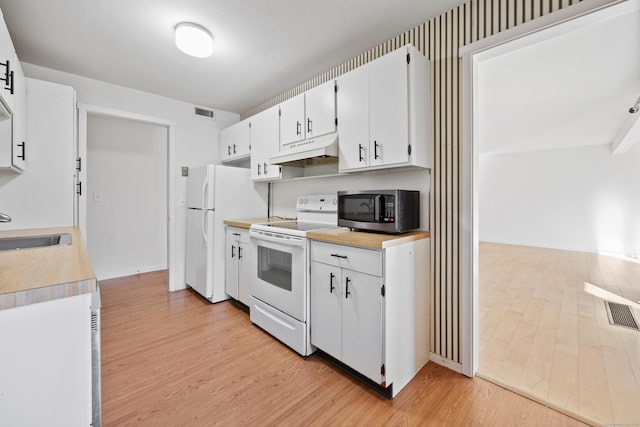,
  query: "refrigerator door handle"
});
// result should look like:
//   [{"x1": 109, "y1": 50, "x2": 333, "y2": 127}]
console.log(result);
[{"x1": 201, "y1": 178, "x2": 208, "y2": 246}]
